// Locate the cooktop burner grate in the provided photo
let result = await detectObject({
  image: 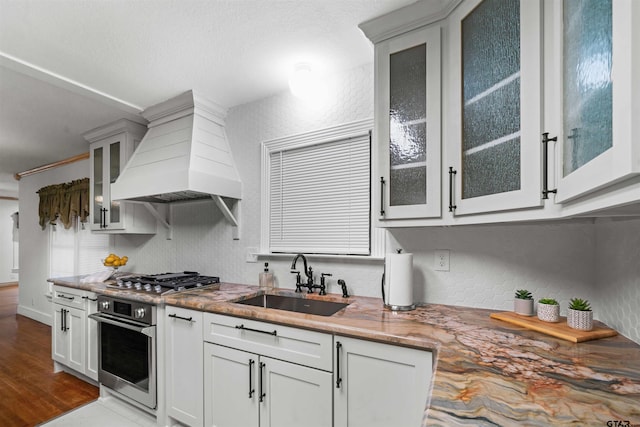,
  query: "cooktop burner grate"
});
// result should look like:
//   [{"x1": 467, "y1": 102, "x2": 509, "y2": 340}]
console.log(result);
[{"x1": 112, "y1": 271, "x2": 220, "y2": 294}]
